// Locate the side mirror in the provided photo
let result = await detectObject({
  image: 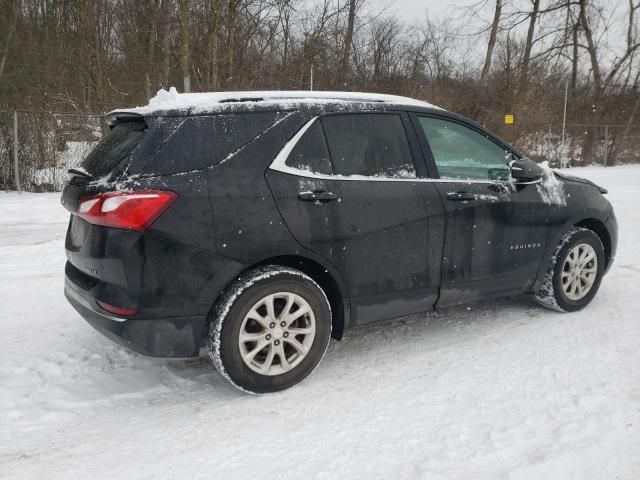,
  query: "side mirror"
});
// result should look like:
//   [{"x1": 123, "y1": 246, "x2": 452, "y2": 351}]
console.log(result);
[{"x1": 509, "y1": 159, "x2": 542, "y2": 182}]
